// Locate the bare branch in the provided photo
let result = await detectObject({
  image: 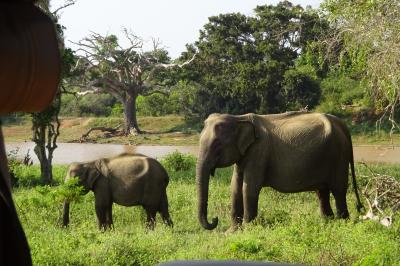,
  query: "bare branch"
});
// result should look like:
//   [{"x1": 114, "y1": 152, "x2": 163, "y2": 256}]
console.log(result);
[
  {"x1": 52, "y1": 0, "x2": 76, "y2": 16},
  {"x1": 144, "y1": 52, "x2": 197, "y2": 86},
  {"x1": 122, "y1": 27, "x2": 144, "y2": 48},
  {"x1": 76, "y1": 88, "x2": 103, "y2": 96},
  {"x1": 361, "y1": 163, "x2": 400, "y2": 227}
]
